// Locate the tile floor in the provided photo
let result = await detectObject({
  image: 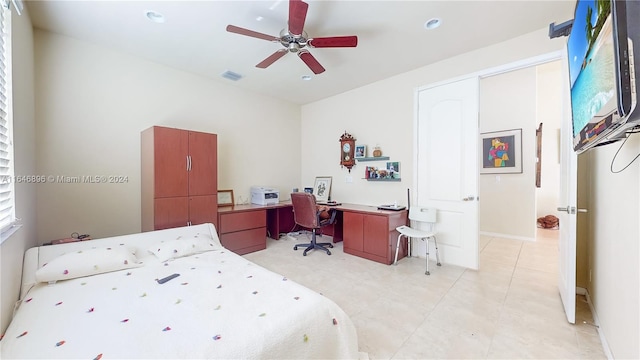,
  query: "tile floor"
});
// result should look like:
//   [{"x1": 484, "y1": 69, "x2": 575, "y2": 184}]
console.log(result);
[{"x1": 243, "y1": 229, "x2": 606, "y2": 359}]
